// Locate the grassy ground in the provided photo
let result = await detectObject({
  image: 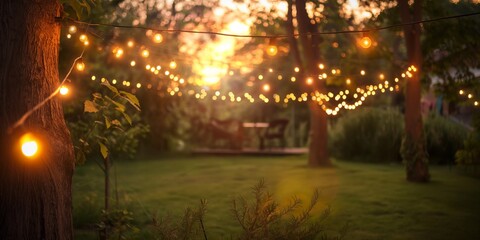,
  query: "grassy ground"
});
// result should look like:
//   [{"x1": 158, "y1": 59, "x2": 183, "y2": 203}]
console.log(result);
[{"x1": 73, "y1": 155, "x2": 480, "y2": 239}]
